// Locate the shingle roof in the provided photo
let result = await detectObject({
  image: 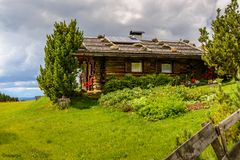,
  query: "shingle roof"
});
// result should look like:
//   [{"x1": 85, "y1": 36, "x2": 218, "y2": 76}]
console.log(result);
[{"x1": 76, "y1": 36, "x2": 202, "y2": 59}]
